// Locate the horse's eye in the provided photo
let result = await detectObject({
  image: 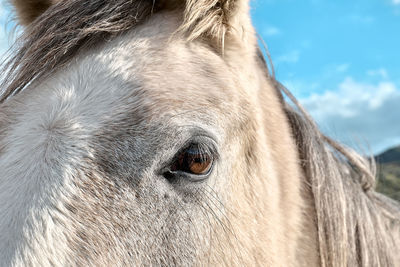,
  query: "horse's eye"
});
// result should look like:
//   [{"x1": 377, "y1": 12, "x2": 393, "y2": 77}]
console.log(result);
[{"x1": 170, "y1": 144, "x2": 214, "y2": 176}]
